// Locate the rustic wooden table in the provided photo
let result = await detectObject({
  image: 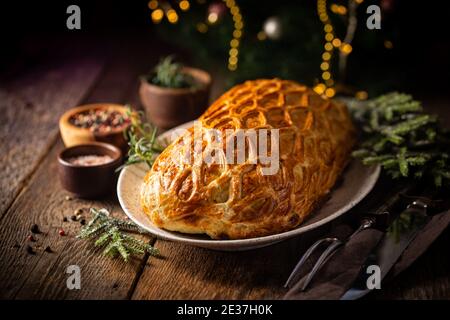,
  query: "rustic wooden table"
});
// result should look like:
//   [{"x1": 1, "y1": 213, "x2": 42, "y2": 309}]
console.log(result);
[{"x1": 1, "y1": 38, "x2": 449, "y2": 300}]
